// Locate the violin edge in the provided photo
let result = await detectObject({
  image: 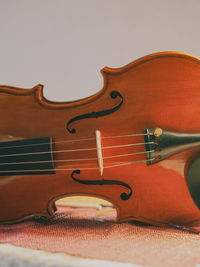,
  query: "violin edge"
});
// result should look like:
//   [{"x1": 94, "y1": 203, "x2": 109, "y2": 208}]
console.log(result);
[
  {"x1": 102, "y1": 50, "x2": 200, "y2": 74},
  {"x1": 0, "y1": 51, "x2": 199, "y2": 109},
  {"x1": 1, "y1": 190, "x2": 200, "y2": 228}
]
